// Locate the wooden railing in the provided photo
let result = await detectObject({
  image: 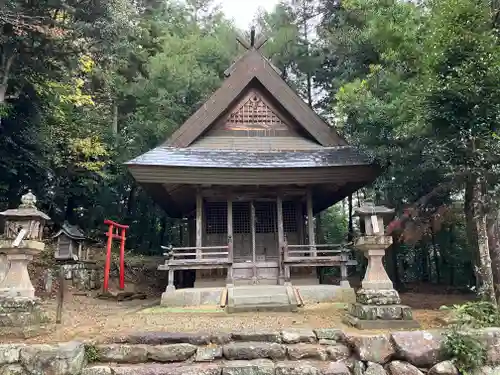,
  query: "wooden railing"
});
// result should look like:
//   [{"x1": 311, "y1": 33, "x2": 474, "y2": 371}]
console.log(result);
[
  {"x1": 281, "y1": 242, "x2": 357, "y2": 284},
  {"x1": 158, "y1": 244, "x2": 233, "y2": 271},
  {"x1": 283, "y1": 243, "x2": 355, "y2": 264}
]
